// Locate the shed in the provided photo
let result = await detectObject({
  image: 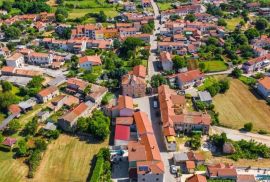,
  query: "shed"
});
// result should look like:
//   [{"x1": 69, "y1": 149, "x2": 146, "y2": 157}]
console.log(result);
[
  {"x1": 173, "y1": 152, "x2": 189, "y2": 165},
  {"x1": 44, "y1": 122, "x2": 57, "y2": 131},
  {"x1": 198, "y1": 91, "x2": 212, "y2": 104}
]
